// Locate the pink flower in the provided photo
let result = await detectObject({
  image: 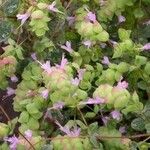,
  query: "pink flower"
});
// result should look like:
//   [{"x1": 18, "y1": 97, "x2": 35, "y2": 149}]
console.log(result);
[
  {"x1": 6, "y1": 87, "x2": 15, "y2": 96},
  {"x1": 80, "y1": 97, "x2": 105, "y2": 105},
  {"x1": 142, "y1": 43, "x2": 150, "y2": 50},
  {"x1": 56, "y1": 121, "x2": 80, "y2": 137},
  {"x1": 16, "y1": 13, "x2": 30, "y2": 25},
  {"x1": 100, "y1": 43, "x2": 107, "y2": 48},
  {"x1": 4, "y1": 135, "x2": 19, "y2": 150},
  {"x1": 53, "y1": 101, "x2": 65, "y2": 110},
  {"x1": 41, "y1": 61, "x2": 51, "y2": 74},
  {"x1": 118, "y1": 15, "x2": 126, "y2": 23},
  {"x1": 111, "y1": 110, "x2": 121, "y2": 121},
  {"x1": 24, "y1": 129, "x2": 32, "y2": 139},
  {"x1": 102, "y1": 56, "x2": 110, "y2": 65},
  {"x1": 77, "y1": 69, "x2": 86, "y2": 80},
  {"x1": 143, "y1": 20, "x2": 150, "y2": 25},
  {"x1": 83, "y1": 40, "x2": 92, "y2": 48},
  {"x1": 59, "y1": 54, "x2": 68, "y2": 69},
  {"x1": 71, "y1": 78, "x2": 80, "y2": 86},
  {"x1": 41, "y1": 89, "x2": 49, "y2": 99},
  {"x1": 110, "y1": 40, "x2": 118, "y2": 46},
  {"x1": 86, "y1": 11, "x2": 97, "y2": 23},
  {"x1": 31, "y1": 53, "x2": 37, "y2": 60},
  {"x1": 102, "y1": 116, "x2": 110, "y2": 125},
  {"x1": 67, "y1": 16, "x2": 75, "y2": 26},
  {"x1": 117, "y1": 77, "x2": 128, "y2": 89},
  {"x1": 119, "y1": 126, "x2": 126, "y2": 134},
  {"x1": 47, "y1": 1, "x2": 59, "y2": 12},
  {"x1": 61, "y1": 41, "x2": 73, "y2": 53},
  {"x1": 11, "y1": 75, "x2": 18, "y2": 83}
]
